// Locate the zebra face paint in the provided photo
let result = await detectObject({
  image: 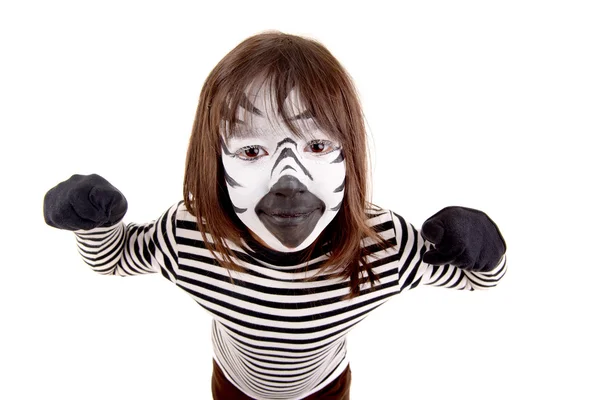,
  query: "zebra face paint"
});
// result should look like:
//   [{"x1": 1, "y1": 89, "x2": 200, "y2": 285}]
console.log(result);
[{"x1": 221, "y1": 88, "x2": 346, "y2": 252}]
